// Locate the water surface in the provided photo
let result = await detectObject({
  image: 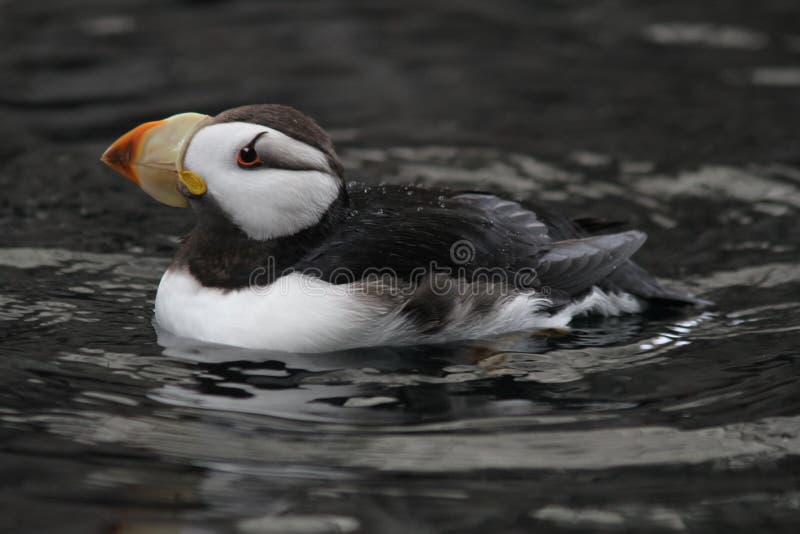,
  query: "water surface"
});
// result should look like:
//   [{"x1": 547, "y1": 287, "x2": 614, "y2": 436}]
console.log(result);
[{"x1": 2, "y1": 1, "x2": 800, "y2": 532}]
